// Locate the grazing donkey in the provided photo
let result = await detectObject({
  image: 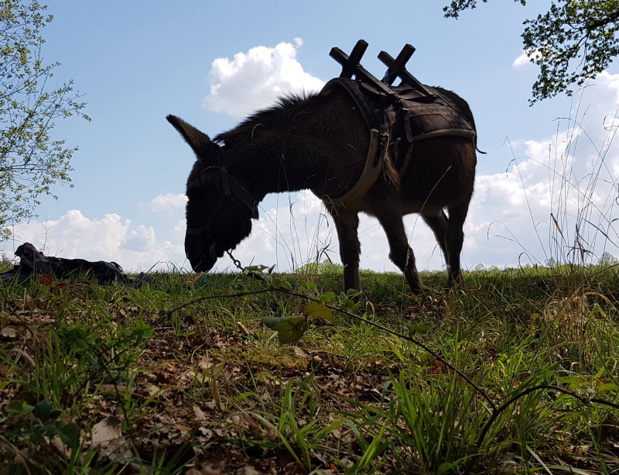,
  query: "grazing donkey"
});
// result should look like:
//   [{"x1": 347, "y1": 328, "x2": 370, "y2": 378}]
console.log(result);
[{"x1": 168, "y1": 43, "x2": 477, "y2": 293}]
